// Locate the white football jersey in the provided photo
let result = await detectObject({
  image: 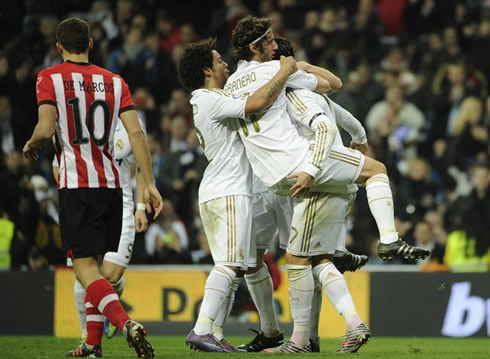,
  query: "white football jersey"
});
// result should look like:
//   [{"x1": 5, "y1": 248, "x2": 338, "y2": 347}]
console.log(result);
[
  {"x1": 287, "y1": 89, "x2": 366, "y2": 194},
  {"x1": 190, "y1": 88, "x2": 253, "y2": 204},
  {"x1": 224, "y1": 60, "x2": 317, "y2": 187}
]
